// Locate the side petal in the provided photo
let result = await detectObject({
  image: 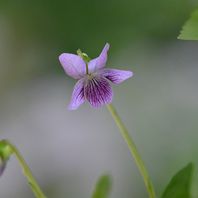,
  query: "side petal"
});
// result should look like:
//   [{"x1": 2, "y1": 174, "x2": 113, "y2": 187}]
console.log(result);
[
  {"x1": 68, "y1": 79, "x2": 85, "y2": 110},
  {"x1": 84, "y1": 76, "x2": 113, "y2": 108},
  {"x1": 88, "y1": 43, "x2": 110, "y2": 72},
  {"x1": 100, "y1": 69, "x2": 133, "y2": 84},
  {"x1": 59, "y1": 53, "x2": 86, "y2": 79}
]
